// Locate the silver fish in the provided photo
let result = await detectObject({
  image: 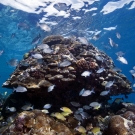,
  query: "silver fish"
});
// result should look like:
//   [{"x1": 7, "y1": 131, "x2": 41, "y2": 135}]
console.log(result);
[
  {"x1": 83, "y1": 105, "x2": 91, "y2": 110},
  {"x1": 70, "y1": 101, "x2": 81, "y2": 107},
  {"x1": 92, "y1": 34, "x2": 100, "y2": 40},
  {"x1": 77, "y1": 37, "x2": 89, "y2": 44},
  {"x1": 81, "y1": 71, "x2": 91, "y2": 77},
  {"x1": 37, "y1": 22, "x2": 51, "y2": 32},
  {"x1": 100, "y1": 90, "x2": 110, "y2": 96},
  {"x1": 116, "y1": 32, "x2": 121, "y2": 39},
  {"x1": 95, "y1": 55, "x2": 104, "y2": 62},
  {"x1": 105, "y1": 81, "x2": 114, "y2": 88},
  {"x1": 58, "y1": 60, "x2": 71, "y2": 67},
  {"x1": 115, "y1": 51, "x2": 125, "y2": 57},
  {"x1": 108, "y1": 38, "x2": 118, "y2": 47},
  {"x1": 81, "y1": 89, "x2": 95, "y2": 97},
  {"x1": 74, "y1": 114, "x2": 83, "y2": 122},
  {"x1": 117, "y1": 56, "x2": 128, "y2": 64},
  {"x1": 75, "y1": 108, "x2": 84, "y2": 114},
  {"x1": 48, "y1": 85, "x2": 55, "y2": 92},
  {"x1": 79, "y1": 88, "x2": 85, "y2": 96},
  {"x1": 21, "y1": 104, "x2": 33, "y2": 111},
  {"x1": 43, "y1": 48, "x2": 53, "y2": 54},
  {"x1": 6, "y1": 107, "x2": 16, "y2": 112},
  {"x1": 32, "y1": 53, "x2": 43, "y2": 59},
  {"x1": 89, "y1": 102, "x2": 101, "y2": 108},
  {"x1": 13, "y1": 85, "x2": 27, "y2": 92},
  {"x1": 80, "y1": 112, "x2": 90, "y2": 119},
  {"x1": 37, "y1": 44, "x2": 49, "y2": 50},
  {"x1": 0, "y1": 50, "x2": 3, "y2": 56},
  {"x1": 43, "y1": 104, "x2": 52, "y2": 109},
  {"x1": 96, "y1": 67, "x2": 104, "y2": 73}
]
